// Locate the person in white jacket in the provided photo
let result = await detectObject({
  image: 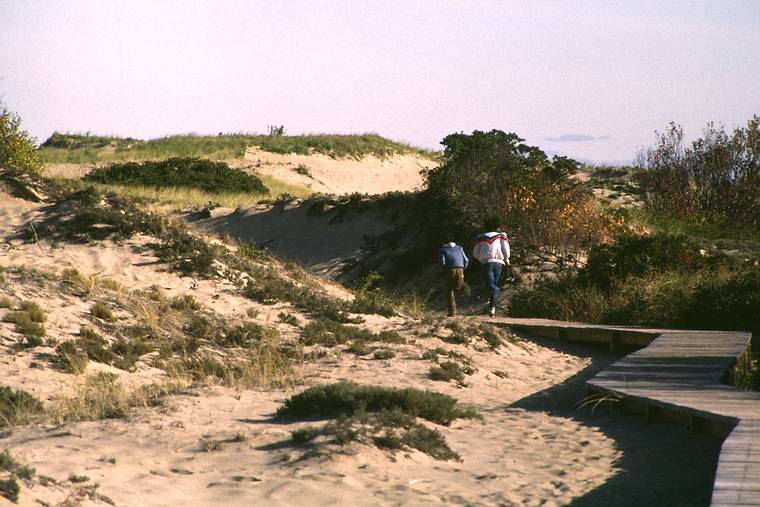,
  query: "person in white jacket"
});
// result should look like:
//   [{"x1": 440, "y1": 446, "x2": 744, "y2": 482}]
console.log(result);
[{"x1": 472, "y1": 222, "x2": 510, "y2": 316}]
